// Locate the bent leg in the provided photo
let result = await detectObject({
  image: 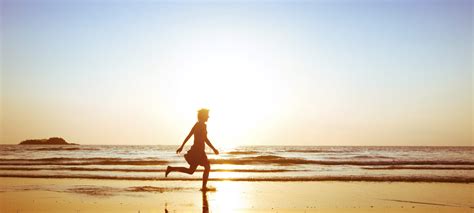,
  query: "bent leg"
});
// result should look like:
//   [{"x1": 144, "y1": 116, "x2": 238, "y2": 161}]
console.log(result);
[{"x1": 169, "y1": 165, "x2": 197, "y2": 175}]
